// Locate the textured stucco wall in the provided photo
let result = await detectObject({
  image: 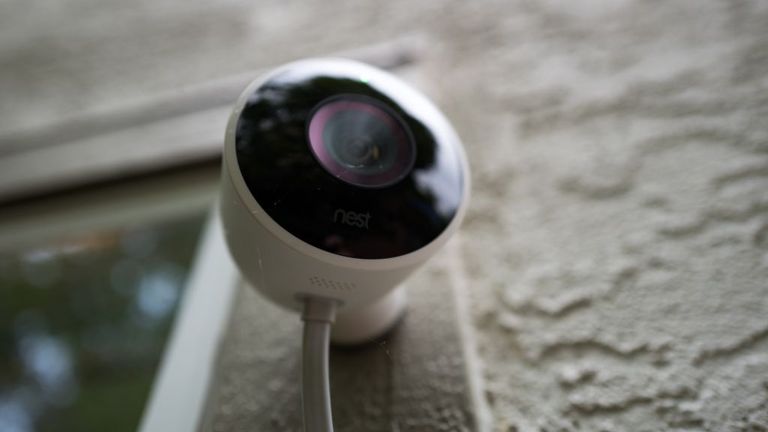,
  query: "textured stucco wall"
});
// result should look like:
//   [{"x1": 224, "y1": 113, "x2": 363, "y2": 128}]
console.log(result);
[
  {"x1": 440, "y1": 1, "x2": 768, "y2": 430},
  {"x1": 4, "y1": 0, "x2": 768, "y2": 430}
]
